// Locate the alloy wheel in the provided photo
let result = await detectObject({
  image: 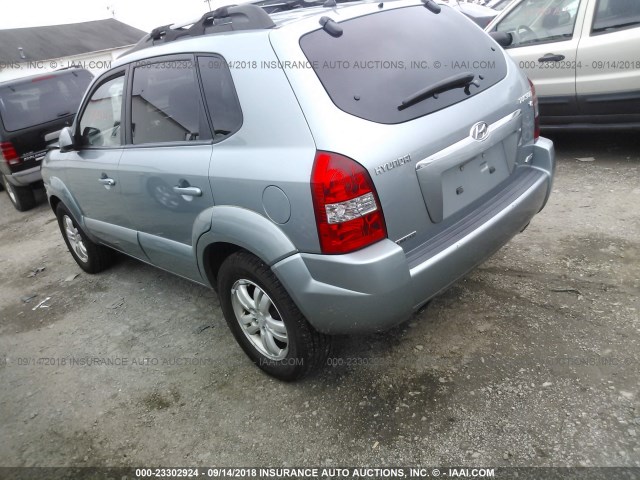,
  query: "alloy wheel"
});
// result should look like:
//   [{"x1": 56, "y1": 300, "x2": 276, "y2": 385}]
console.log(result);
[
  {"x1": 63, "y1": 215, "x2": 89, "y2": 263},
  {"x1": 230, "y1": 279, "x2": 289, "y2": 360}
]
